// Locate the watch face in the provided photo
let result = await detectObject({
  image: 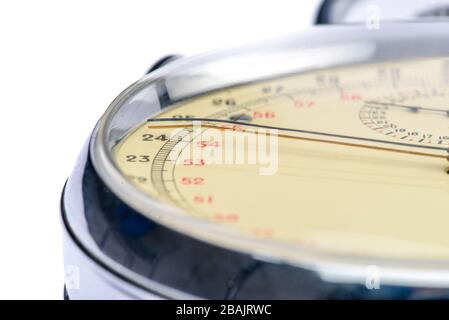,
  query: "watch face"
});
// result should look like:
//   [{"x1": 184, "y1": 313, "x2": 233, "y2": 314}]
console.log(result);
[
  {"x1": 113, "y1": 56, "x2": 449, "y2": 263},
  {"x1": 68, "y1": 23, "x2": 449, "y2": 297}
]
